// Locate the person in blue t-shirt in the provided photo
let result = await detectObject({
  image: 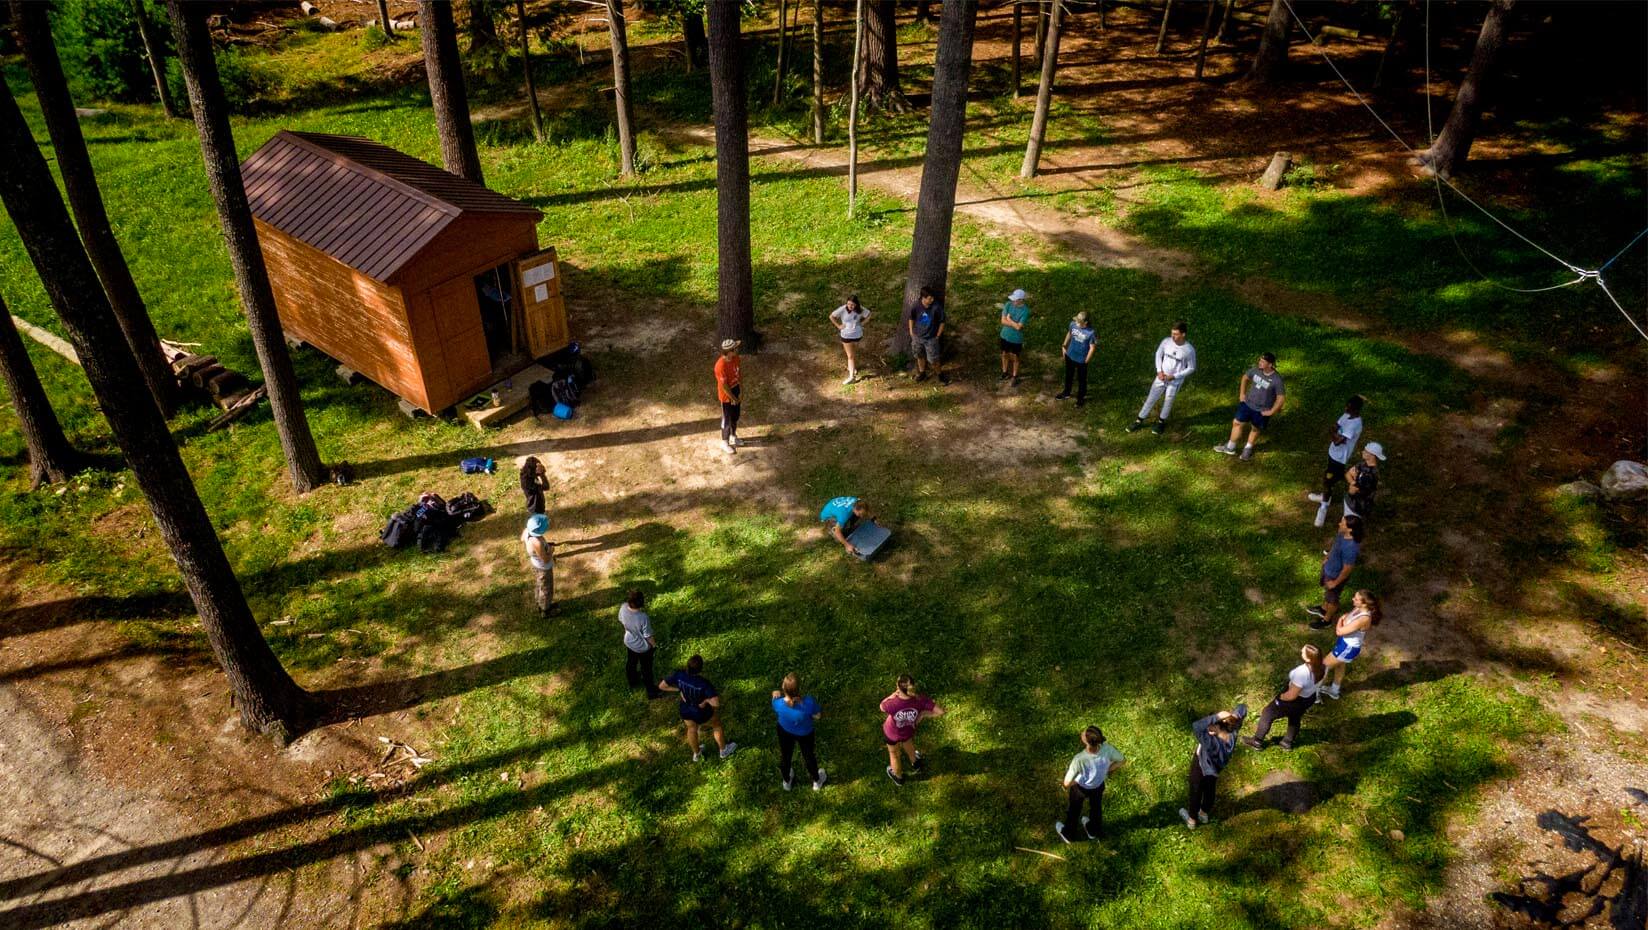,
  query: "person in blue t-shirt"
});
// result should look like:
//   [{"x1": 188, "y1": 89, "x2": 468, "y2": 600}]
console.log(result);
[
  {"x1": 907, "y1": 285, "x2": 949, "y2": 385},
  {"x1": 1056, "y1": 312, "x2": 1097, "y2": 408},
  {"x1": 659, "y1": 654, "x2": 738, "y2": 762},
  {"x1": 819, "y1": 495, "x2": 875, "y2": 556},
  {"x1": 771, "y1": 673, "x2": 826, "y2": 791},
  {"x1": 1307, "y1": 514, "x2": 1364, "y2": 628}
]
